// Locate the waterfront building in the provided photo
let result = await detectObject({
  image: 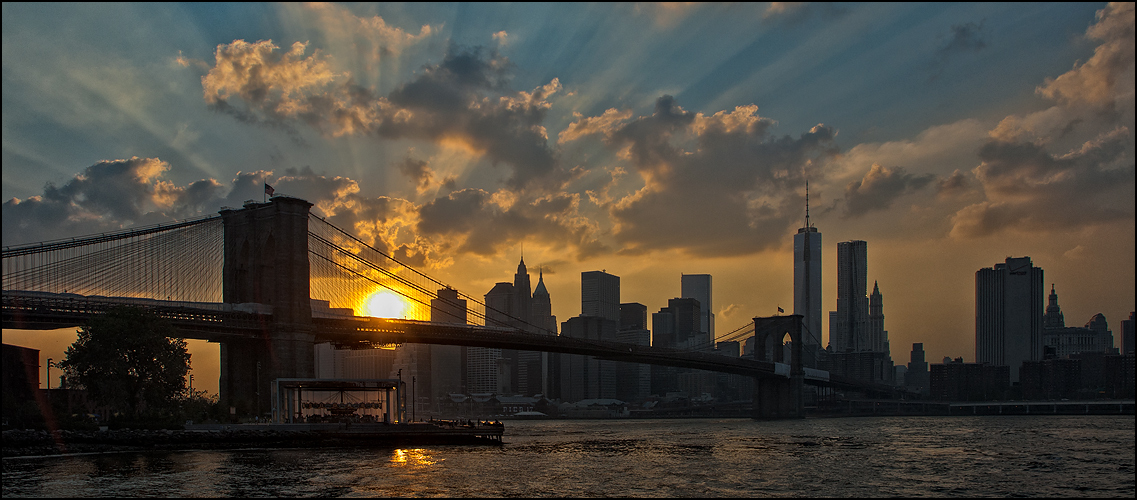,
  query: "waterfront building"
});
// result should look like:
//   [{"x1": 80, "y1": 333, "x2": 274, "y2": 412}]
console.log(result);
[
  {"x1": 975, "y1": 256, "x2": 1044, "y2": 383},
  {"x1": 681, "y1": 274, "x2": 714, "y2": 348},
  {"x1": 929, "y1": 357, "x2": 1010, "y2": 401},
  {"x1": 1020, "y1": 358, "x2": 1082, "y2": 400}
]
